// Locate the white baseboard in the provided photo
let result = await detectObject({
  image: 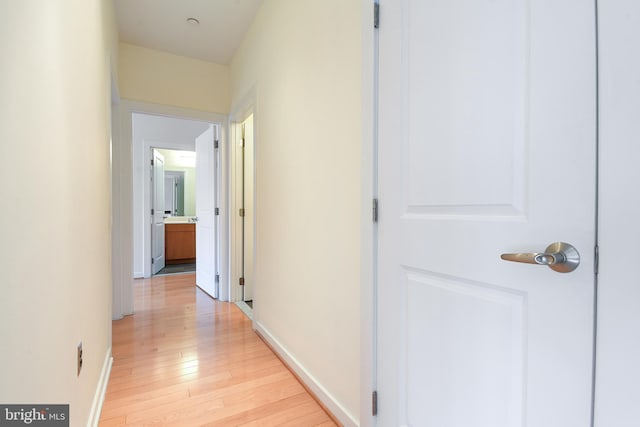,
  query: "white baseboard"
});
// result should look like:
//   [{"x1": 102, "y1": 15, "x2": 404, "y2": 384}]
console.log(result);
[
  {"x1": 254, "y1": 321, "x2": 358, "y2": 427},
  {"x1": 234, "y1": 301, "x2": 254, "y2": 320},
  {"x1": 87, "y1": 349, "x2": 113, "y2": 427}
]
